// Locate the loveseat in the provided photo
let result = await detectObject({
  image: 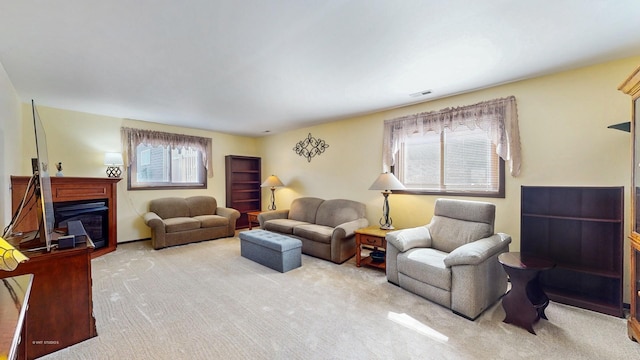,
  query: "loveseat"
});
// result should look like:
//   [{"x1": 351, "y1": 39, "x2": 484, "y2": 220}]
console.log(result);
[
  {"x1": 257, "y1": 197, "x2": 369, "y2": 263},
  {"x1": 143, "y1": 196, "x2": 240, "y2": 249}
]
